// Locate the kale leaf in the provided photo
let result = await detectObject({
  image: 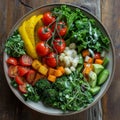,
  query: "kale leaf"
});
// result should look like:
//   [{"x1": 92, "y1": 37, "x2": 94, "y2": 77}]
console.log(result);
[
  {"x1": 23, "y1": 84, "x2": 40, "y2": 102},
  {"x1": 5, "y1": 30, "x2": 26, "y2": 57},
  {"x1": 52, "y1": 5, "x2": 110, "y2": 53}
]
